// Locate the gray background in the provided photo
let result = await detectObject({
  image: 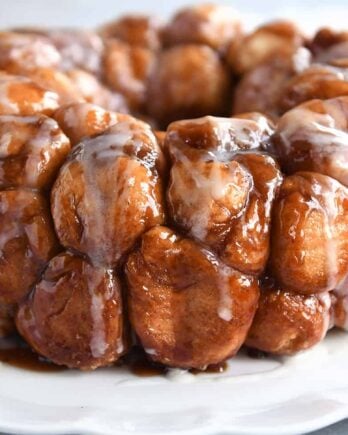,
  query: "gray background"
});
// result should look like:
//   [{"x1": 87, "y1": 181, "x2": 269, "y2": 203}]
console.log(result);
[{"x1": 0, "y1": 0, "x2": 347, "y2": 434}]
